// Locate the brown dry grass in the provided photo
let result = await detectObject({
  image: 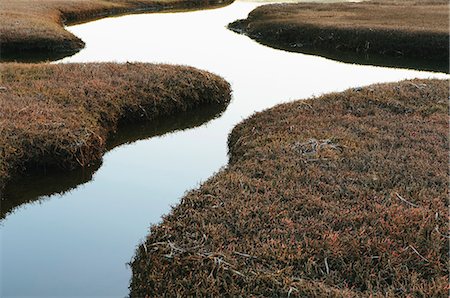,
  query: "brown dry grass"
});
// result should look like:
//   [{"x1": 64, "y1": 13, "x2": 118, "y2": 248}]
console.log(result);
[
  {"x1": 0, "y1": 62, "x2": 231, "y2": 191},
  {"x1": 0, "y1": 0, "x2": 234, "y2": 59},
  {"x1": 0, "y1": 102, "x2": 228, "y2": 219},
  {"x1": 130, "y1": 79, "x2": 449, "y2": 297},
  {"x1": 228, "y1": 0, "x2": 449, "y2": 72}
]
